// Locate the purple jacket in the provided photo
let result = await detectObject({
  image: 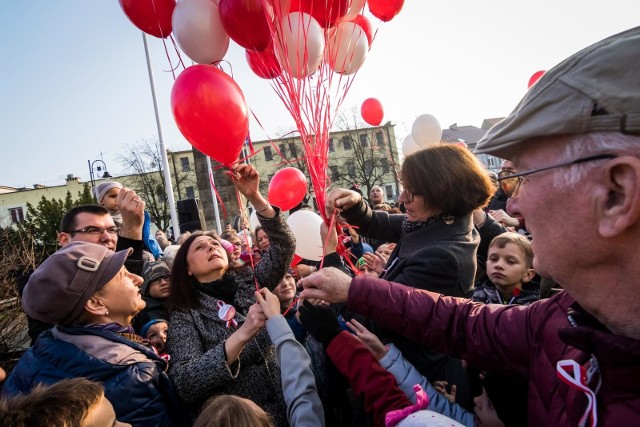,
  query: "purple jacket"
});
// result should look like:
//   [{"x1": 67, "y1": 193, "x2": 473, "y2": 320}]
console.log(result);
[{"x1": 348, "y1": 276, "x2": 640, "y2": 426}]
